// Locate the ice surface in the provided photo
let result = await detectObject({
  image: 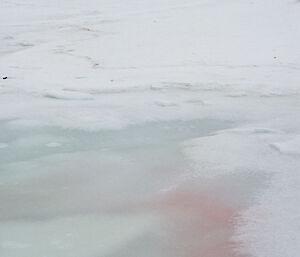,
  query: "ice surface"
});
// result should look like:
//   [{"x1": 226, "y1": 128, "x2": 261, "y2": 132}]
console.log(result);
[
  {"x1": 0, "y1": 120, "x2": 243, "y2": 257},
  {"x1": 1, "y1": 0, "x2": 300, "y2": 256}
]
